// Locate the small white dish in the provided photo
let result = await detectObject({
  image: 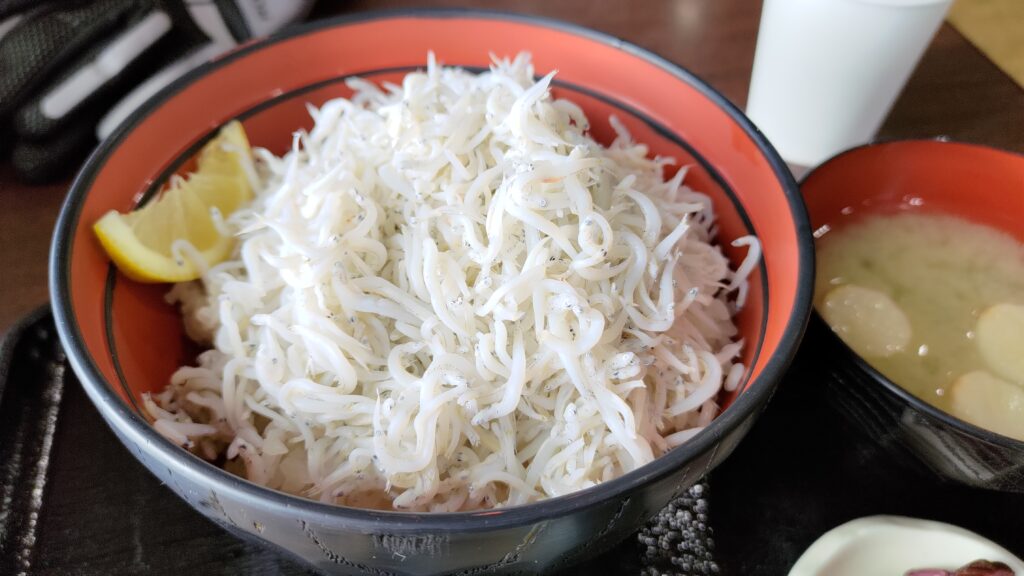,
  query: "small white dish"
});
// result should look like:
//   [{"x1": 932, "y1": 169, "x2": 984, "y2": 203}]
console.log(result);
[{"x1": 788, "y1": 515, "x2": 1024, "y2": 576}]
